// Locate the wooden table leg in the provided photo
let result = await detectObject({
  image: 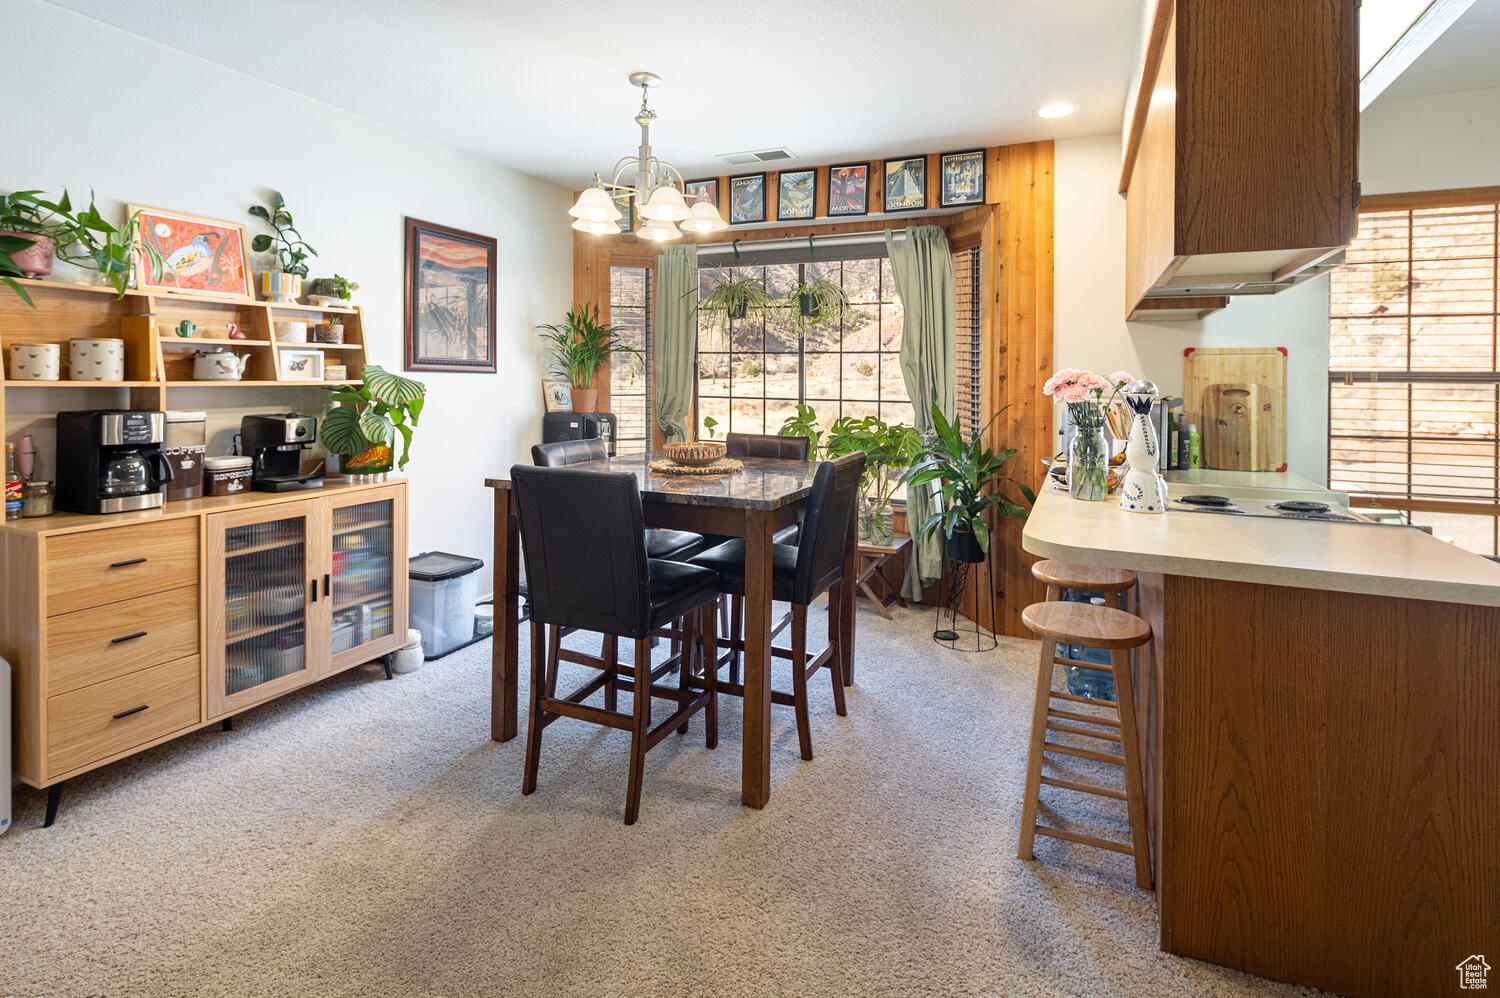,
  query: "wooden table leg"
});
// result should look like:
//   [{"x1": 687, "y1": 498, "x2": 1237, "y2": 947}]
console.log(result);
[
  {"x1": 856, "y1": 552, "x2": 896, "y2": 621},
  {"x1": 491, "y1": 485, "x2": 519, "y2": 742},
  {"x1": 839, "y1": 506, "x2": 857, "y2": 686},
  {"x1": 741, "y1": 508, "x2": 774, "y2": 809}
]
